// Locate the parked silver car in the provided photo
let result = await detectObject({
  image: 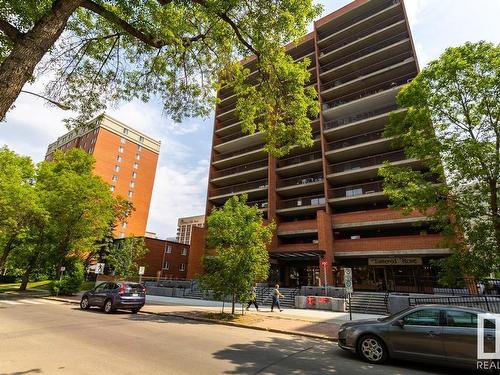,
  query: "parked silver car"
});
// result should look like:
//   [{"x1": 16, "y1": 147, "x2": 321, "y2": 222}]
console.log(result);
[{"x1": 338, "y1": 305, "x2": 496, "y2": 369}]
